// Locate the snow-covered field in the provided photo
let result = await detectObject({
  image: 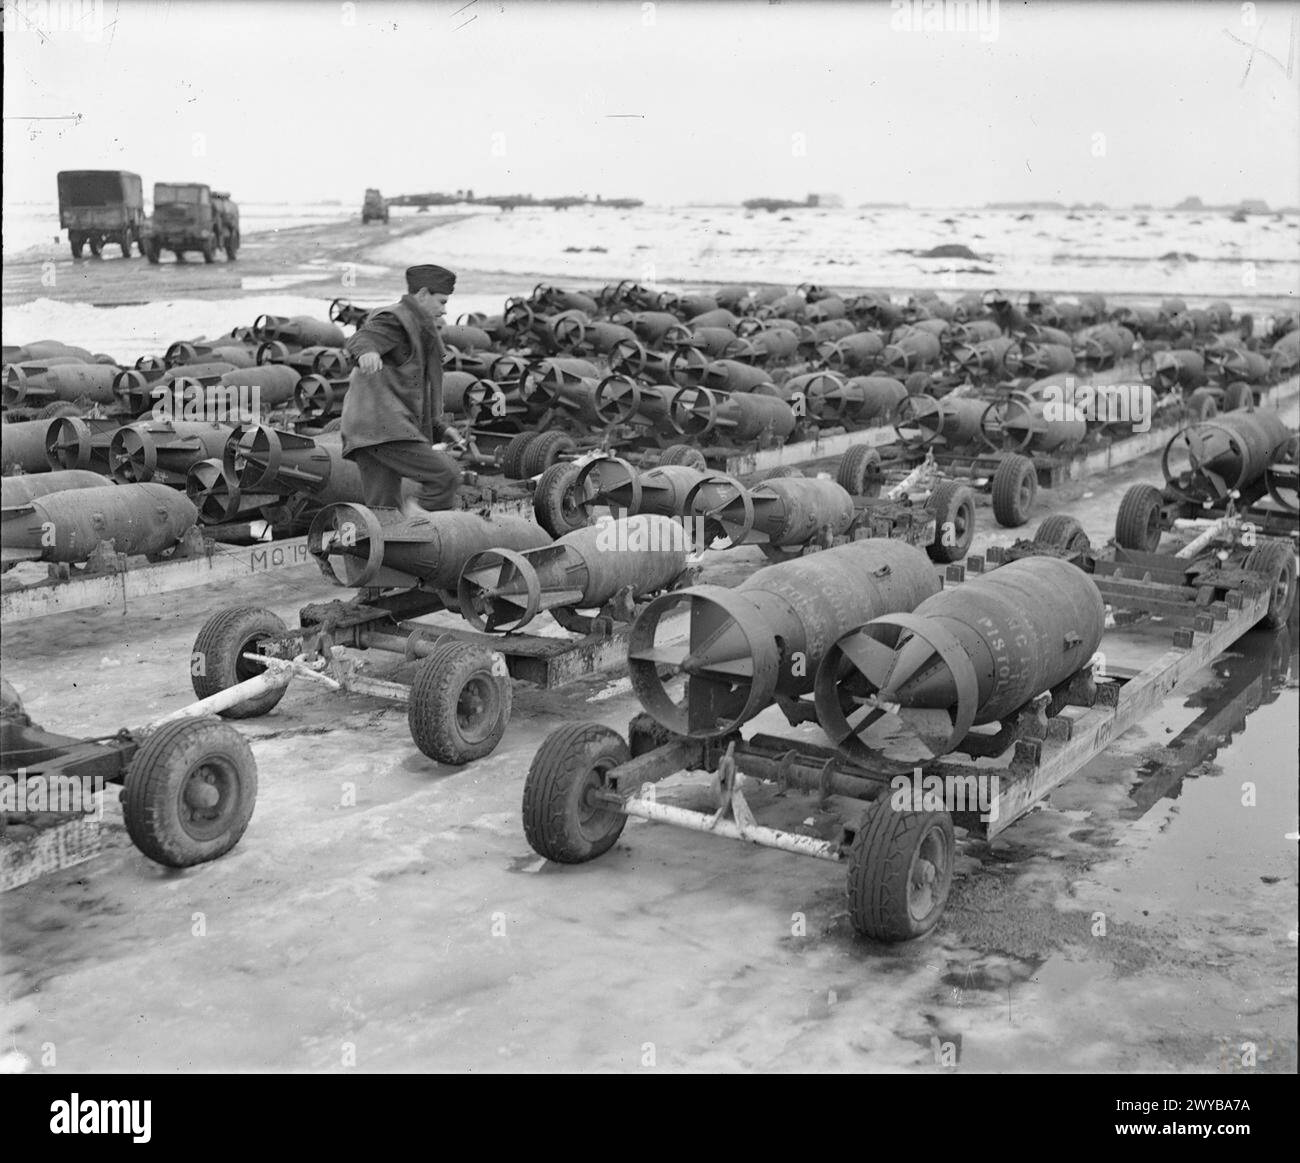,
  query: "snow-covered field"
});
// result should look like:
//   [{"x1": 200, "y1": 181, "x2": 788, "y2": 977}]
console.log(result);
[{"x1": 370, "y1": 204, "x2": 1300, "y2": 298}]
